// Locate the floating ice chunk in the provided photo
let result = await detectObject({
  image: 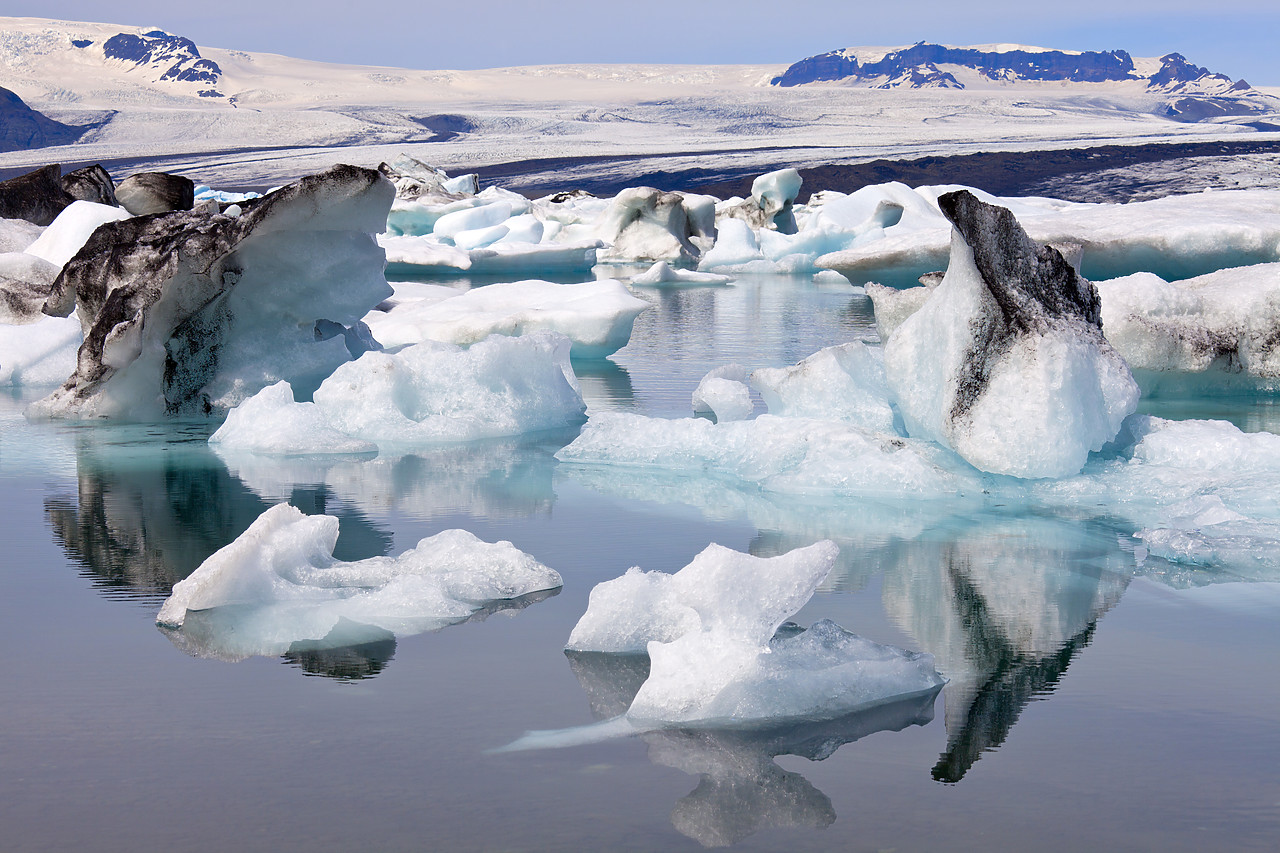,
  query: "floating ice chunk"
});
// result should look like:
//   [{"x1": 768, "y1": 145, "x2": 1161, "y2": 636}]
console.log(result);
[
  {"x1": 631, "y1": 618, "x2": 945, "y2": 725},
  {"x1": 23, "y1": 200, "x2": 130, "y2": 268},
  {"x1": 385, "y1": 196, "x2": 485, "y2": 237},
  {"x1": 699, "y1": 218, "x2": 765, "y2": 270},
  {"x1": 464, "y1": 241, "x2": 600, "y2": 276},
  {"x1": 361, "y1": 279, "x2": 647, "y2": 359},
  {"x1": 31, "y1": 164, "x2": 394, "y2": 419},
  {"x1": 155, "y1": 503, "x2": 562, "y2": 659},
  {"x1": 452, "y1": 222, "x2": 509, "y2": 251},
  {"x1": 433, "y1": 201, "x2": 513, "y2": 244},
  {"x1": 1097, "y1": 263, "x2": 1280, "y2": 378},
  {"x1": 884, "y1": 191, "x2": 1139, "y2": 479},
  {"x1": 211, "y1": 332, "x2": 586, "y2": 452},
  {"x1": 692, "y1": 365, "x2": 753, "y2": 422},
  {"x1": 596, "y1": 188, "x2": 712, "y2": 264},
  {"x1": 750, "y1": 343, "x2": 897, "y2": 432},
  {"x1": 378, "y1": 233, "x2": 472, "y2": 272},
  {"x1": 567, "y1": 541, "x2": 839, "y2": 654},
  {"x1": 567, "y1": 540, "x2": 944, "y2": 725},
  {"x1": 557, "y1": 412, "x2": 975, "y2": 499},
  {"x1": 209, "y1": 381, "x2": 377, "y2": 455},
  {"x1": 718, "y1": 169, "x2": 803, "y2": 234},
  {"x1": 632, "y1": 261, "x2": 731, "y2": 287},
  {"x1": 495, "y1": 214, "x2": 544, "y2": 245},
  {"x1": 0, "y1": 314, "x2": 81, "y2": 387}
]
